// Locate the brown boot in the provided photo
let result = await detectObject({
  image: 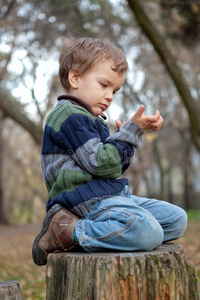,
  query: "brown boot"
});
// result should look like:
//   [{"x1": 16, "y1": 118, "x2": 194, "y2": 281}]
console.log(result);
[{"x1": 32, "y1": 204, "x2": 79, "y2": 266}]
